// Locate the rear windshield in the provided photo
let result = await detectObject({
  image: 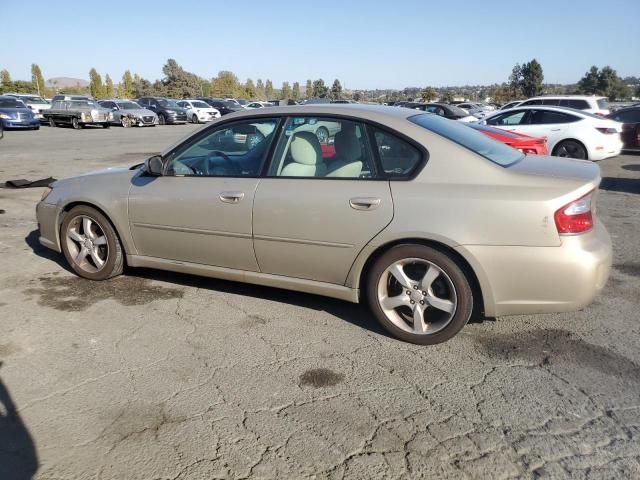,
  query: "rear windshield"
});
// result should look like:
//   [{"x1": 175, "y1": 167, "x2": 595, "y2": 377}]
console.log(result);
[
  {"x1": 409, "y1": 114, "x2": 523, "y2": 167},
  {"x1": 597, "y1": 98, "x2": 609, "y2": 110}
]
